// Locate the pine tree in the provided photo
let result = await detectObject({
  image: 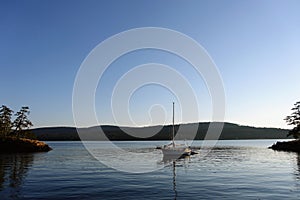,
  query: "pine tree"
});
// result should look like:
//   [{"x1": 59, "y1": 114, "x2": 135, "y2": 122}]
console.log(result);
[
  {"x1": 13, "y1": 106, "x2": 33, "y2": 138},
  {"x1": 0, "y1": 105, "x2": 13, "y2": 137},
  {"x1": 285, "y1": 101, "x2": 300, "y2": 139}
]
